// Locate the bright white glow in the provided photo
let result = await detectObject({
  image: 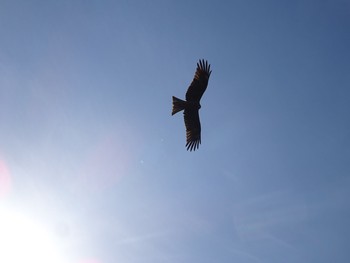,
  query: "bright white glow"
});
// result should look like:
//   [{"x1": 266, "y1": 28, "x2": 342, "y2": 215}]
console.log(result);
[{"x1": 0, "y1": 207, "x2": 66, "y2": 263}]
